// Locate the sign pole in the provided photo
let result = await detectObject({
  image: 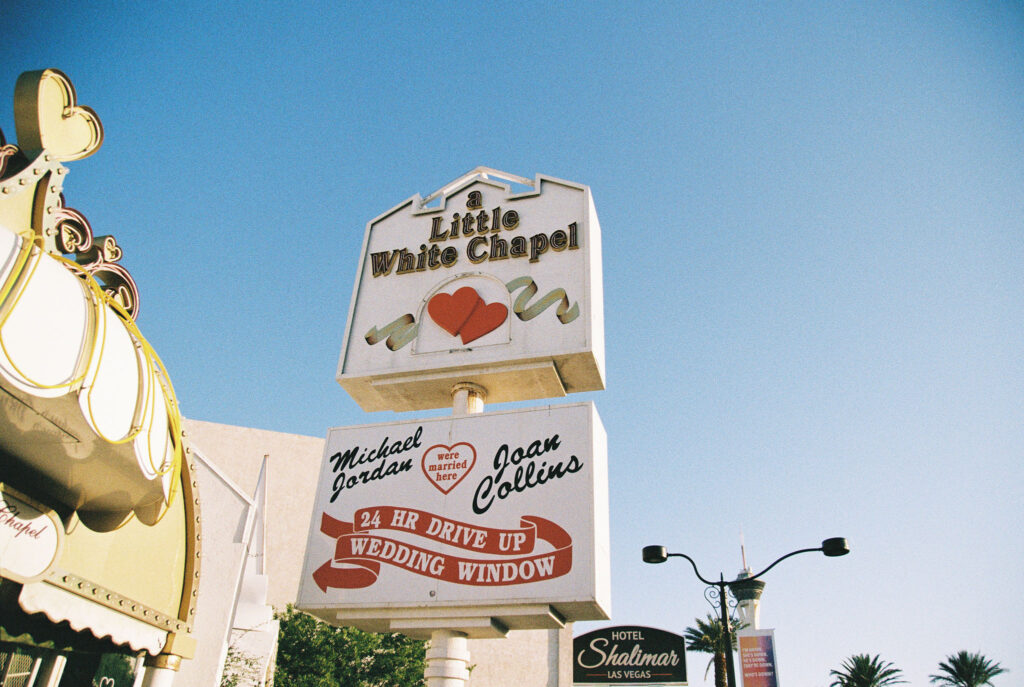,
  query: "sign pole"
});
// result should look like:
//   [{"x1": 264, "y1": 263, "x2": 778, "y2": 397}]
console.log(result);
[
  {"x1": 422, "y1": 382, "x2": 487, "y2": 686},
  {"x1": 451, "y1": 382, "x2": 486, "y2": 416},
  {"x1": 425, "y1": 629, "x2": 471, "y2": 687}
]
